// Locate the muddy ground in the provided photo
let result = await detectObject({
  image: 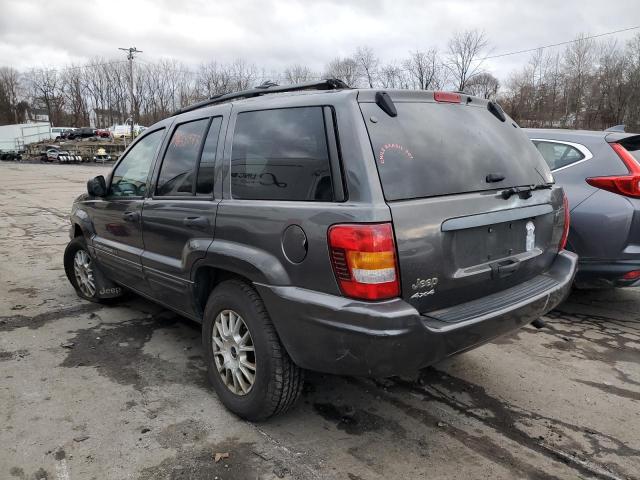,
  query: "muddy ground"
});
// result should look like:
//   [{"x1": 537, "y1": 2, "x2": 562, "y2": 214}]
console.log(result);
[{"x1": 1, "y1": 163, "x2": 638, "y2": 480}]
